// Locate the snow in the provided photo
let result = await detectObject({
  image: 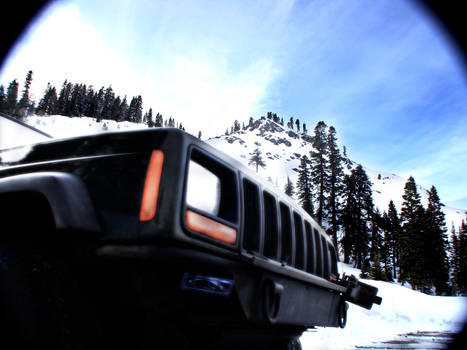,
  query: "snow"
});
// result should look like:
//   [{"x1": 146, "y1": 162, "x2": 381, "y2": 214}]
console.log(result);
[
  {"x1": 12, "y1": 114, "x2": 467, "y2": 348},
  {"x1": 24, "y1": 114, "x2": 148, "y2": 139},
  {"x1": 0, "y1": 114, "x2": 50, "y2": 149},
  {"x1": 300, "y1": 263, "x2": 467, "y2": 349},
  {"x1": 365, "y1": 166, "x2": 465, "y2": 231}
]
